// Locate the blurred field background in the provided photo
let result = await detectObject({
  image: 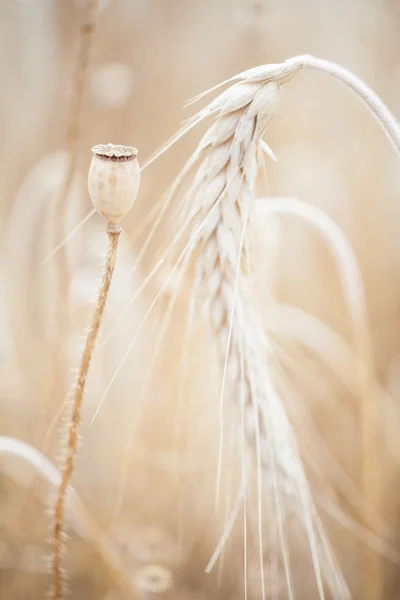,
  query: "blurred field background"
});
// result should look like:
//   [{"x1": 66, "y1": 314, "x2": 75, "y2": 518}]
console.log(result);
[{"x1": 1, "y1": 0, "x2": 400, "y2": 598}]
